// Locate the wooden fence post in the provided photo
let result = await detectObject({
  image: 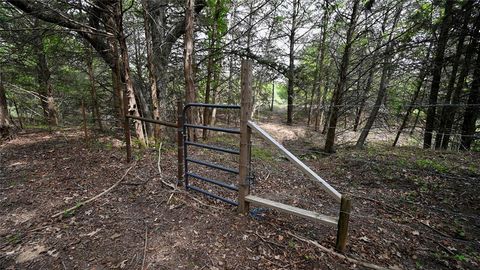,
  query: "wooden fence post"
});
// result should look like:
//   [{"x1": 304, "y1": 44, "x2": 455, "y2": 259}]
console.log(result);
[
  {"x1": 335, "y1": 195, "x2": 352, "y2": 253},
  {"x1": 177, "y1": 100, "x2": 184, "y2": 186},
  {"x1": 238, "y1": 60, "x2": 253, "y2": 214}
]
